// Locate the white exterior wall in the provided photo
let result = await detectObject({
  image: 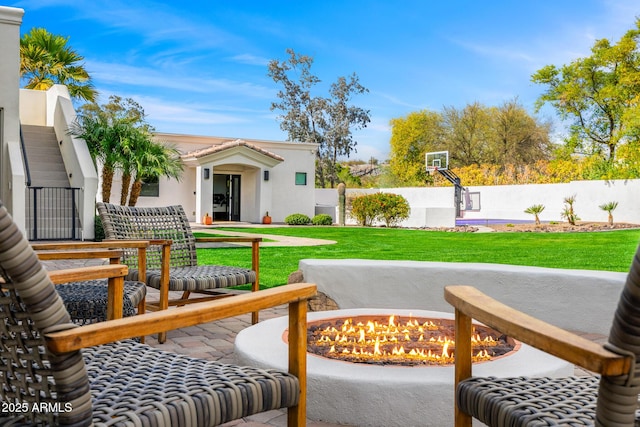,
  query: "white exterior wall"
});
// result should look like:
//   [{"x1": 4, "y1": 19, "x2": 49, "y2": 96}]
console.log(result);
[
  {"x1": 19, "y1": 89, "x2": 47, "y2": 126},
  {"x1": 266, "y1": 144, "x2": 317, "y2": 222},
  {"x1": 106, "y1": 168, "x2": 197, "y2": 219},
  {"x1": 462, "y1": 179, "x2": 640, "y2": 223},
  {"x1": 343, "y1": 187, "x2": 456, "y2": 228},
  {"x1": 0, "y1": 7, "x2": 24, "y2": 223},
  {"x1": 324, "y1": 179, "x2": 640, "y2": 226}
]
